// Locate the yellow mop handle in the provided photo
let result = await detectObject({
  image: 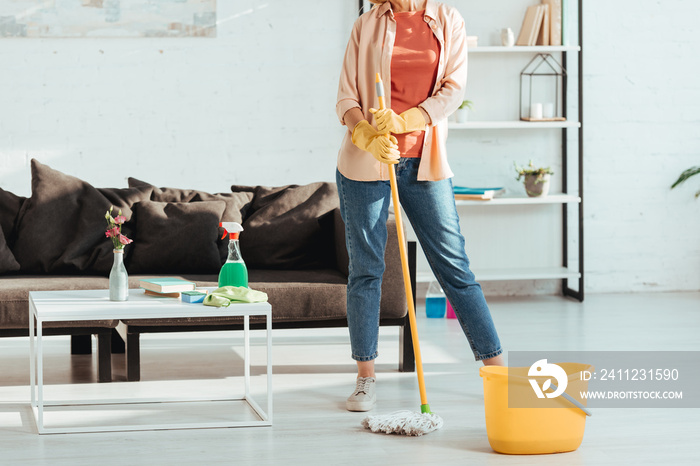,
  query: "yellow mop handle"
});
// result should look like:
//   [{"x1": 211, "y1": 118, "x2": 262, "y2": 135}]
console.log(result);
[{"x1": 376, "y1": 73, "x2": 430, "y2": 411}]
